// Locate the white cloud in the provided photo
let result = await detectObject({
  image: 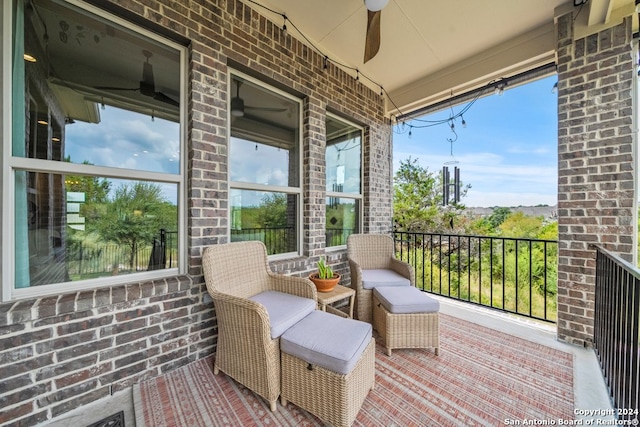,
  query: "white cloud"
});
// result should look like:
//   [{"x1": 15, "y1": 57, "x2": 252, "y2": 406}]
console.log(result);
[{"x1": 393, "y1": 151, "x2": 557, "y2": 207}]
